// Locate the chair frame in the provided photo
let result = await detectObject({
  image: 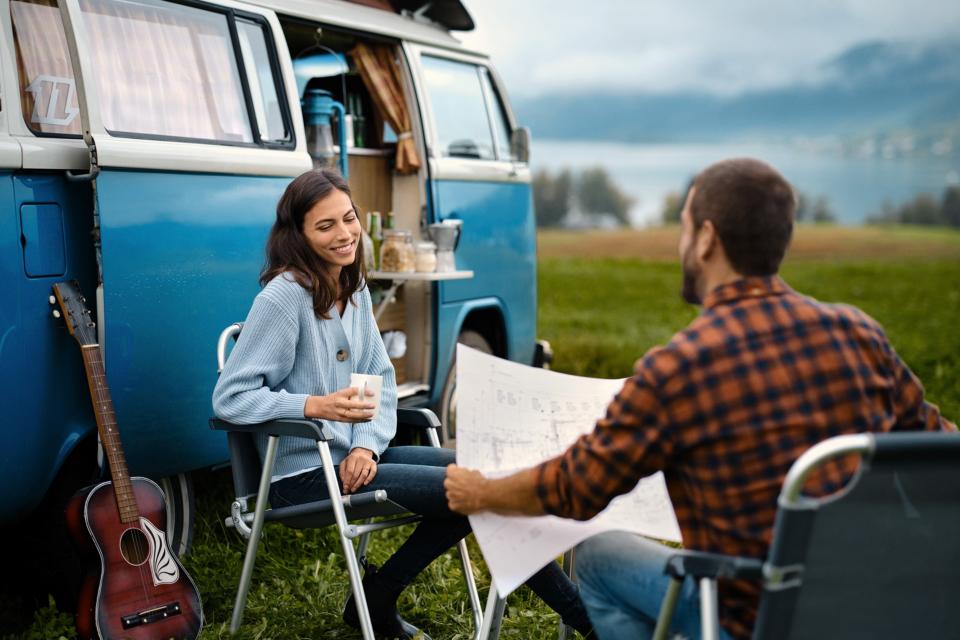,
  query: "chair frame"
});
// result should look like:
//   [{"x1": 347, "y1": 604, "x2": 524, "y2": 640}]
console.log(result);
[
  {"x1": 212, "y1": 323, "x2": 483, "y2": 639},
  {"x1": 651, "y1": 432, "x2": 959, "y2": 640}
]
